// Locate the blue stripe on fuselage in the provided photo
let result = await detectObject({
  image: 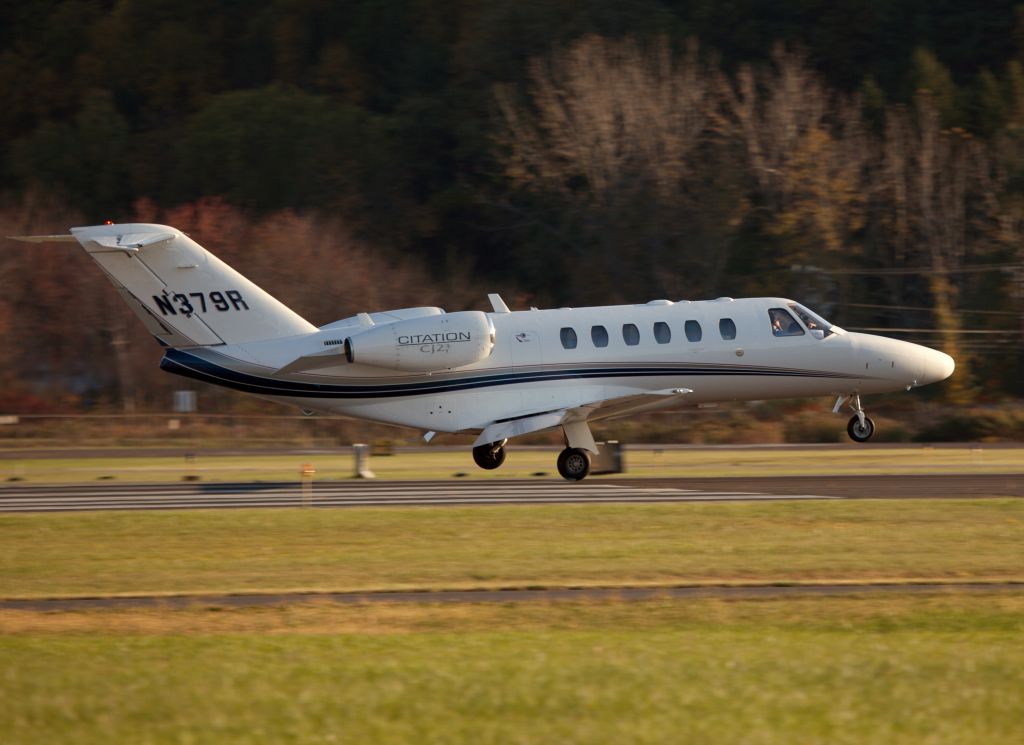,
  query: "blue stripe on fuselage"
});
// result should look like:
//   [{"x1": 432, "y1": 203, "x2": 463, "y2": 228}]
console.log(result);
[{"x1": 159, "y1": 348, "x2": 855, "y2": 399}]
